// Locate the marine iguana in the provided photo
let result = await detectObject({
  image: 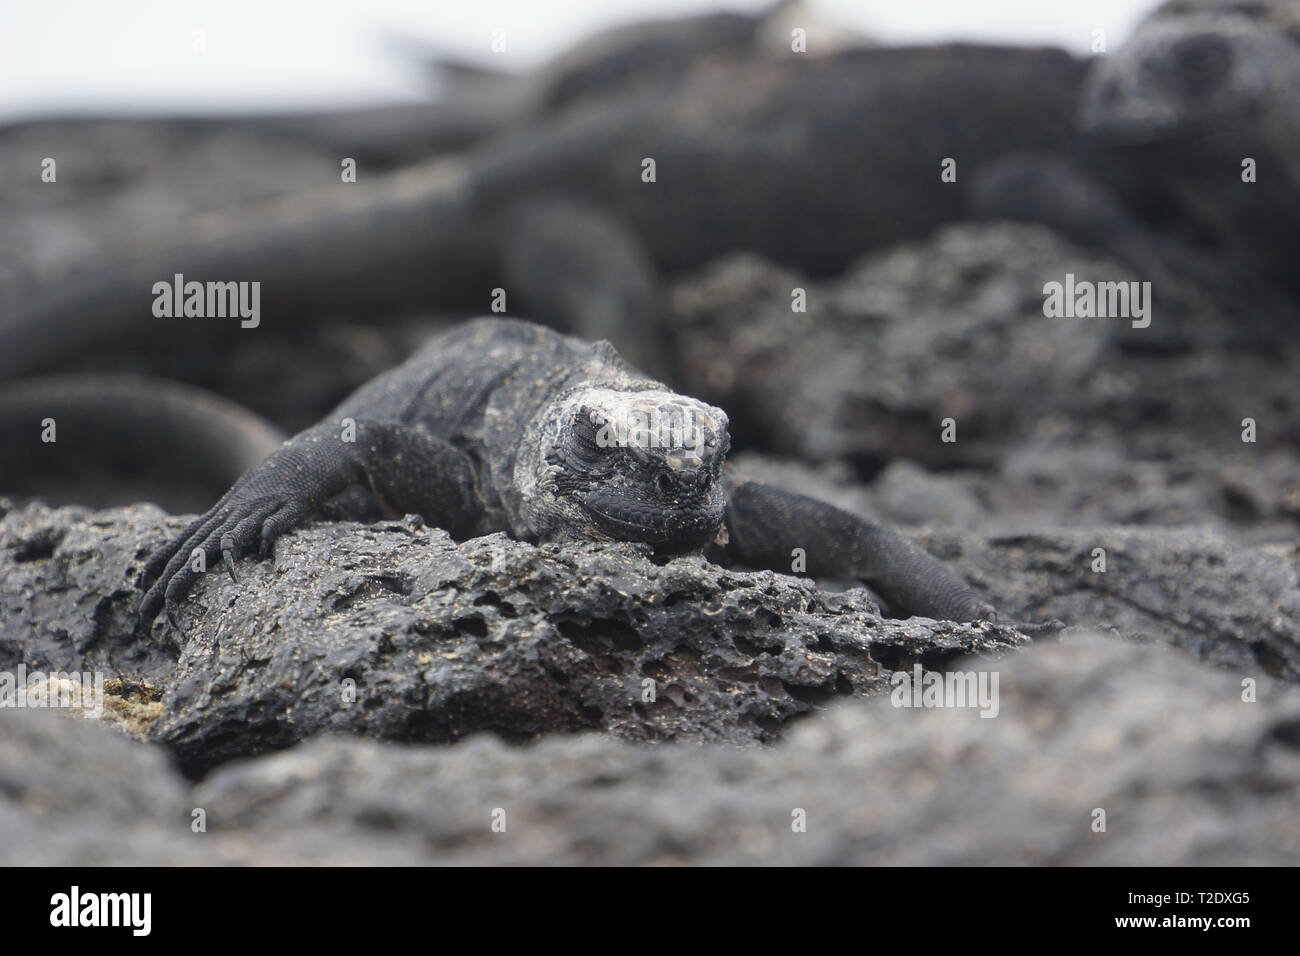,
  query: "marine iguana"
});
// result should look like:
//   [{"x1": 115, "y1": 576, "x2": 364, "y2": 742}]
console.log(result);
[
  {"x1": 2, "y1": 42, "x2": 1089, "y2": 381},
  {"x1": 138, "y1": 318, "x2": 999, "y2": 630},
  {"x1": 408, "y1": 0, "x2": 862, "y2": 133},
  {"x1": 1077, "y1": 0, "x2": 1300, "y2": 299},
  {"x1": 965, "y1": 0, "x2": 1300, "y2": 341}
]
